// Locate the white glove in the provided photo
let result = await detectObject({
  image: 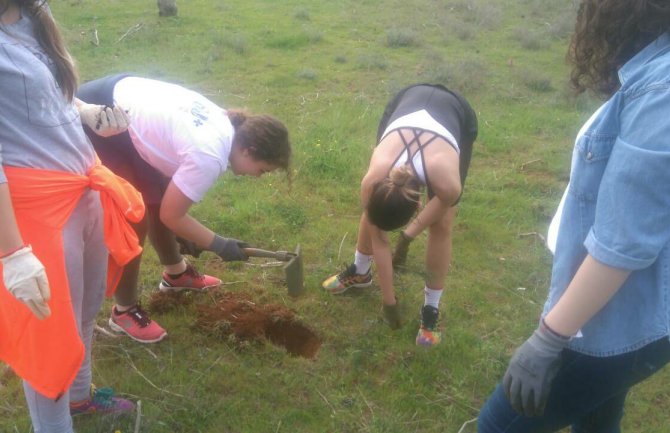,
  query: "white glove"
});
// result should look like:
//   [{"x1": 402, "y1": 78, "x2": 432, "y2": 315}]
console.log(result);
[
  {"x1": 78, "y1": 103, "x2": 130, "y2": 138},
  {"x1": 1, "y1": 246, "x2": 51, "y2": 320}
]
